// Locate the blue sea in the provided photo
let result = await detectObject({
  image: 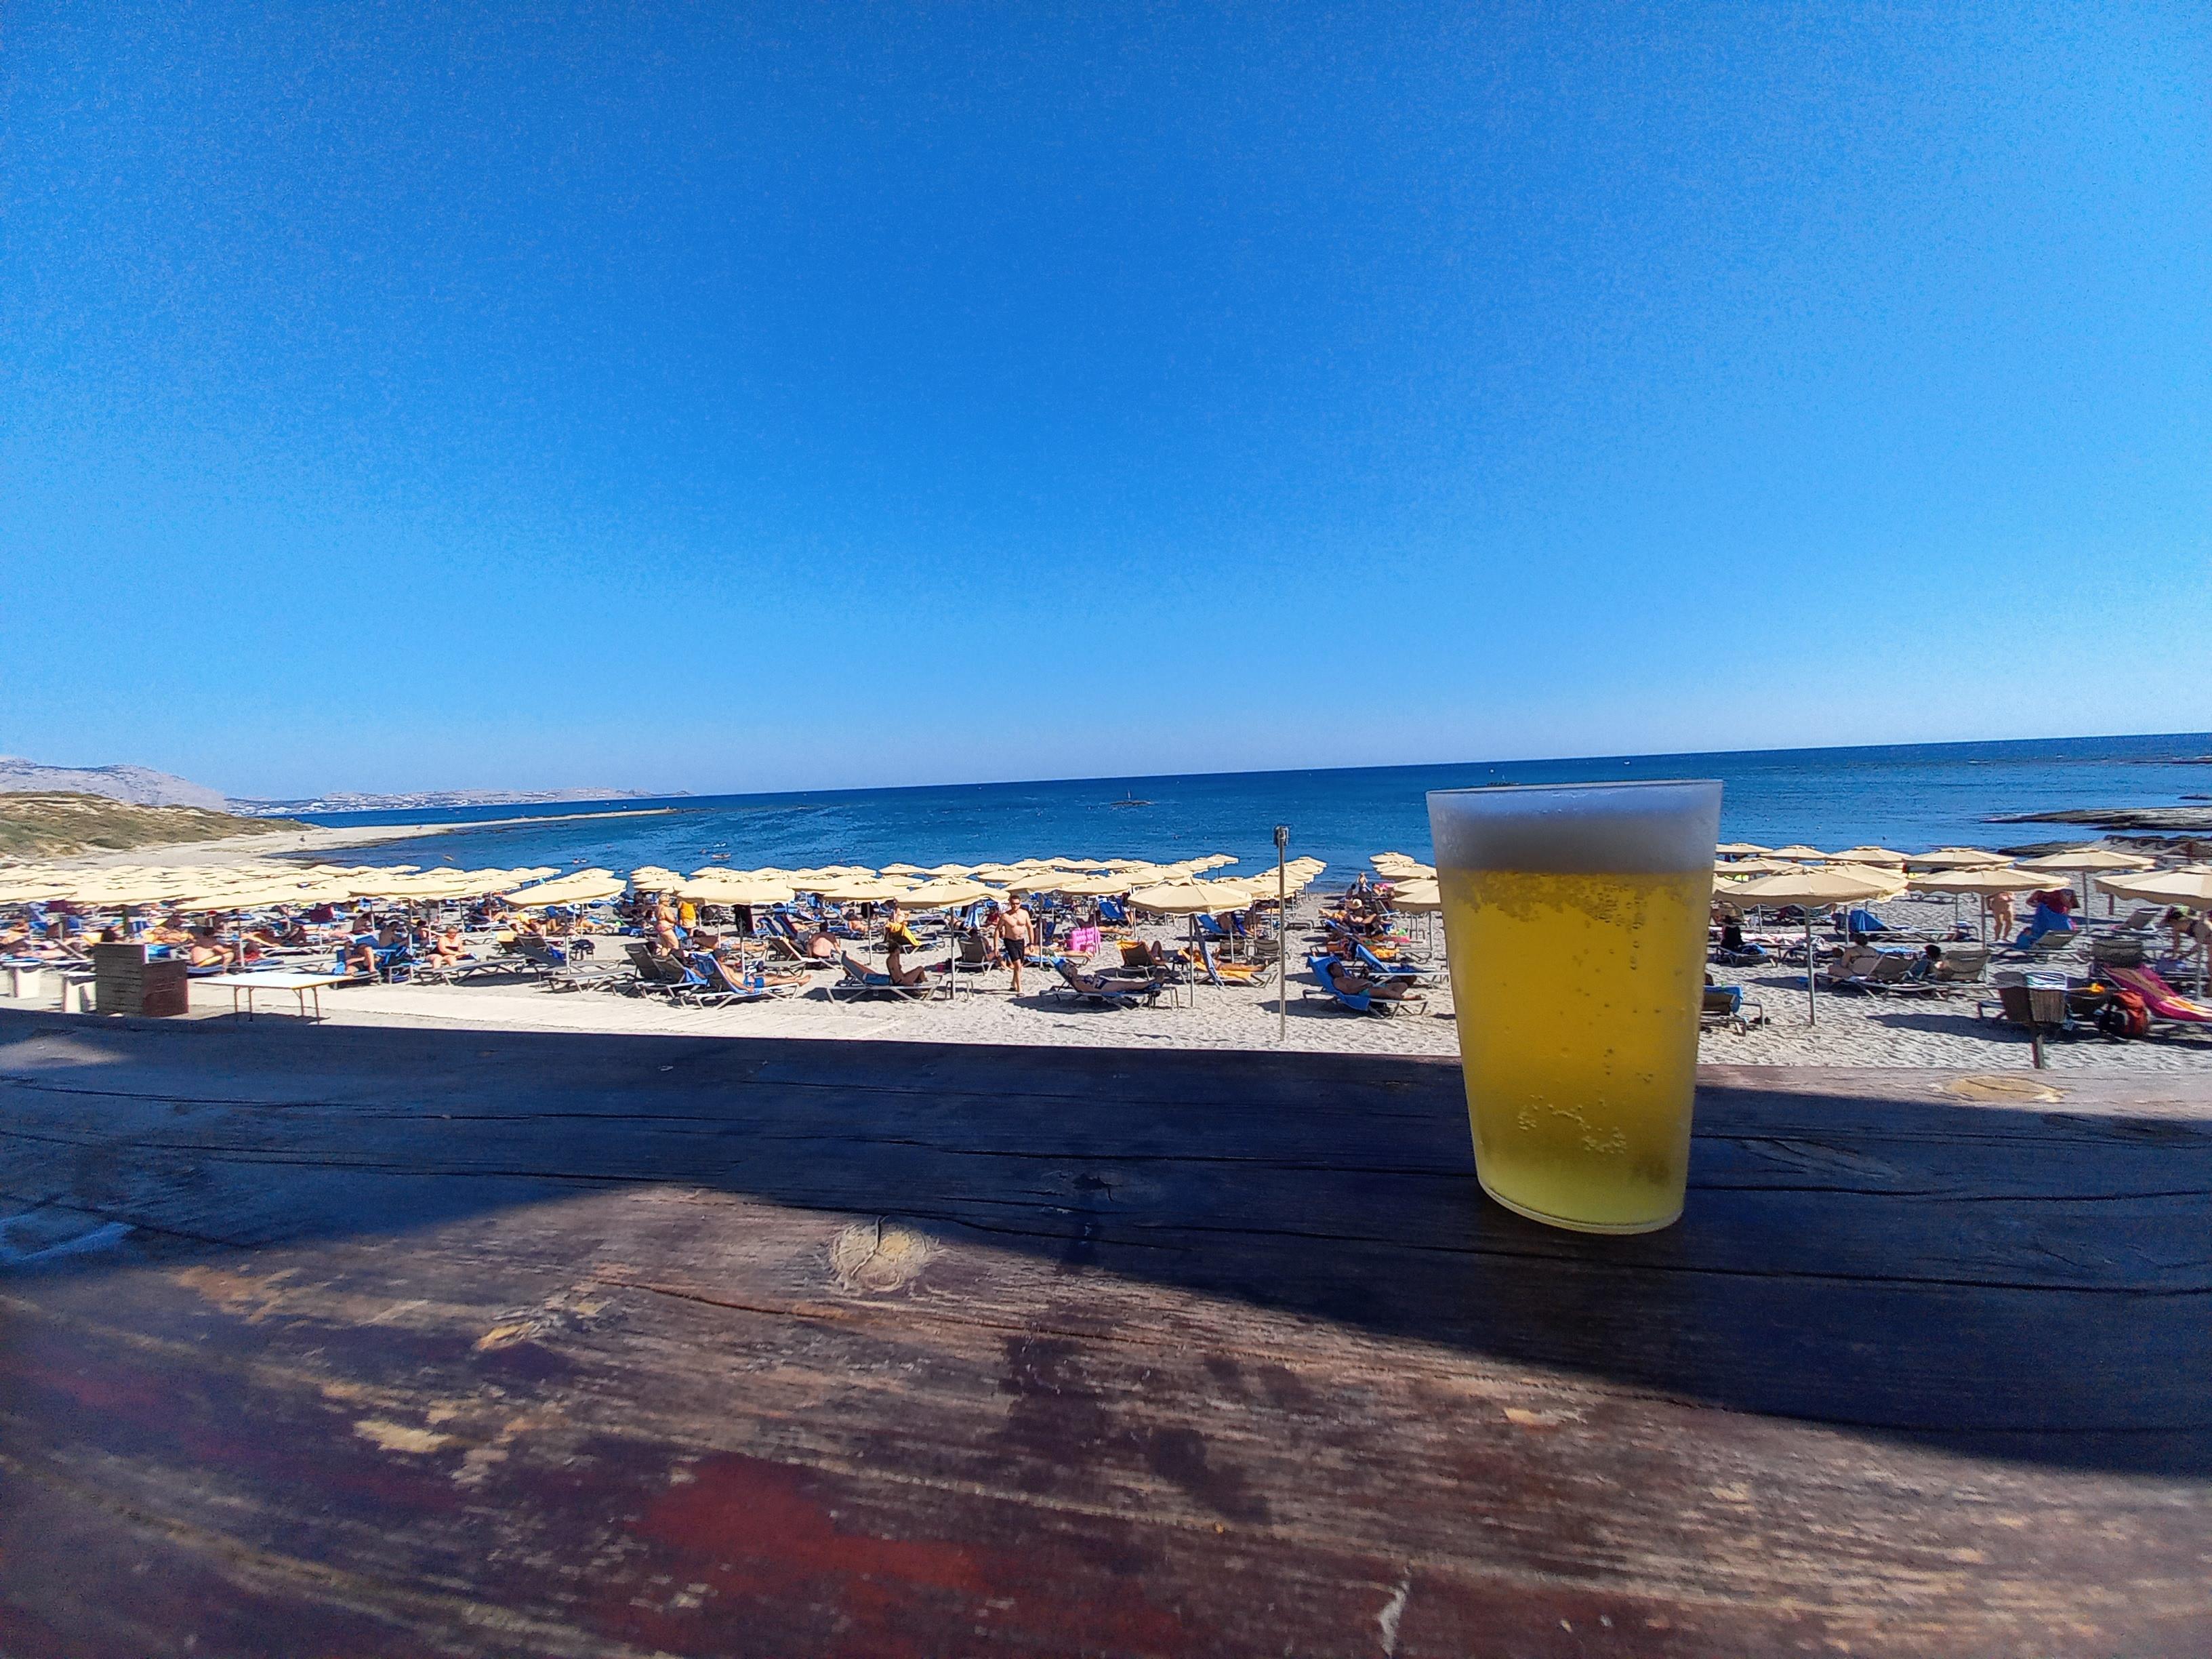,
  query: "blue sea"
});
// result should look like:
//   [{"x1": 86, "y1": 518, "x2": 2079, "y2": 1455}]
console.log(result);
[{"x1": 296, "y1": 733, "x2": 2212, "y2": 888}]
